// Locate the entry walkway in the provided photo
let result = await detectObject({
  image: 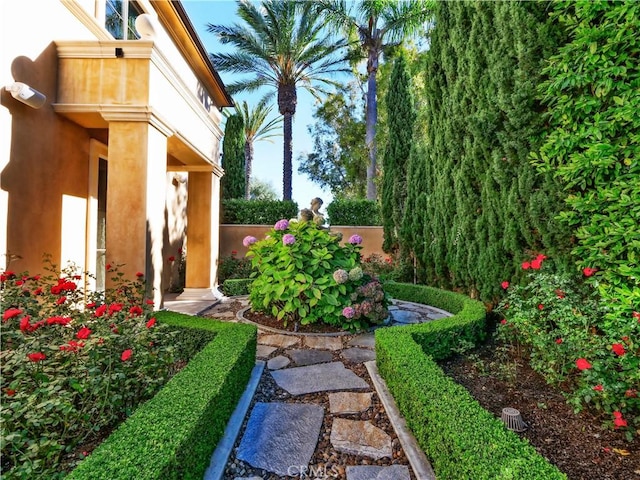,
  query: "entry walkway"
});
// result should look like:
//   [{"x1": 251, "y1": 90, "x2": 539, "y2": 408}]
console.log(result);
[{"x1": 164, "y1": 293, "x2": 442, "y2": 479}]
